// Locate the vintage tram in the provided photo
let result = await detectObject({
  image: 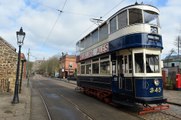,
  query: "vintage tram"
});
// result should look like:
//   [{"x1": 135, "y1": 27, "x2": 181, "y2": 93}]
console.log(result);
[{"x1": 76, "y1": 3, "x2": 169, "y2": 114}]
